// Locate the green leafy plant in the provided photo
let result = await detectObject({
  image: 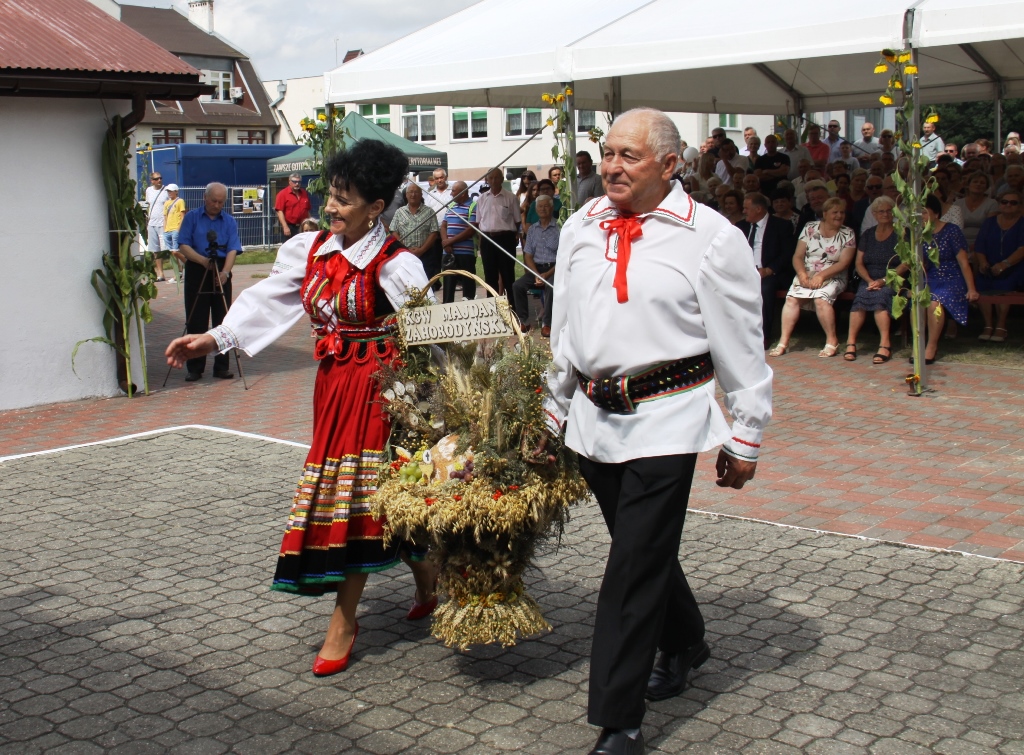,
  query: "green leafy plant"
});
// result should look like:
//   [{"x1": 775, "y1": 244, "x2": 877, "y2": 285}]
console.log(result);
[
  {"x1": 541, "y1": 86, "x2": 606, "y2": 225},
  {"x1": 73, "y1": 114, "x2": 157, "y2": 397},
  {"x1": 874, "y1": 49, "x2": 940, "y2": 395},
  {"x1": 298, "y1": 108, "x2": 347, "y2": 227}
]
